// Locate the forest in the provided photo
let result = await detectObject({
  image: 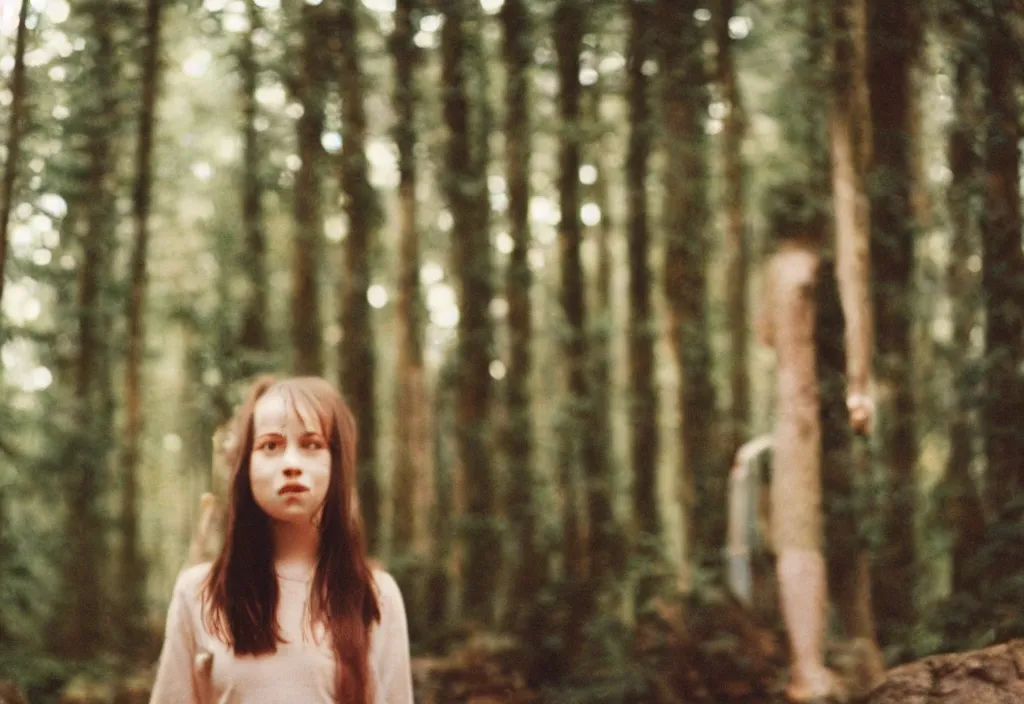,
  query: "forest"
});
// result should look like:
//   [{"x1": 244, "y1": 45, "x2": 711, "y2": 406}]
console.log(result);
[{"x1": 0, "y1": 0, "x2": 1021, "y2": 701}]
